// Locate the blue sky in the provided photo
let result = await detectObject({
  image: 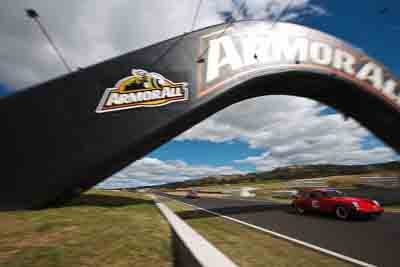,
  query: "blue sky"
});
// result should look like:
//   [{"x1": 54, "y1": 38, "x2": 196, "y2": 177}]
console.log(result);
[
  {"x1": 0, "y1": 83, "x2": 13, "y2": 97},
  {"x1": 302, "y1": 1, "x2": 399, "y2": 73},
  {"x1": 150, "y1": 140, "x2": 263, "y2": 172},
  {"x1": 0, "y1": 0, "x2": 399, "y2": 188}
]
